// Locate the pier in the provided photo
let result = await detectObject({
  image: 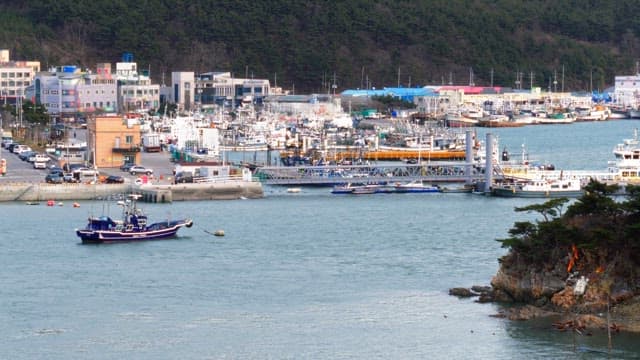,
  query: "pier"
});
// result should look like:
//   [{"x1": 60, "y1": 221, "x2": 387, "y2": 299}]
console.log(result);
[{"x1": 255, "y1": 162, "x2": 483, "y2": 186}]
